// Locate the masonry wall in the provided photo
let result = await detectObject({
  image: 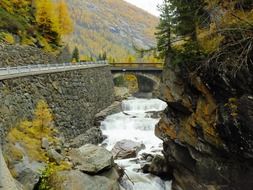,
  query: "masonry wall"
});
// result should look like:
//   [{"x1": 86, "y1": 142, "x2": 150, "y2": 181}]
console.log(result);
[{"x1": 0, "y1": 66, "x2": 115, "y2": 142}]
